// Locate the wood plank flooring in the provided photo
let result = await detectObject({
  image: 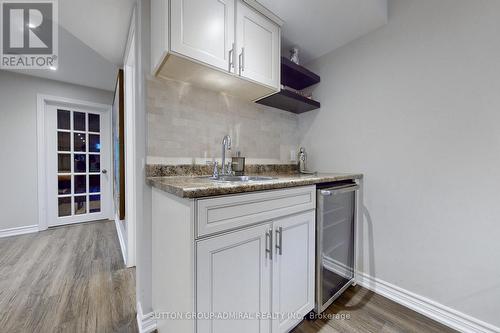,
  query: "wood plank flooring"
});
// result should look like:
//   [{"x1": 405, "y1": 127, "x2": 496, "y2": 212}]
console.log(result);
[
  {"x1": 0, "y1": 220, "x2": 456, "y2": 333},
  {"x1": 292, "y1": 285, "x2": 457, "y2": 333},
  {"x1": 0, "y1": 220, "x2": 137, "y2": 333}
]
